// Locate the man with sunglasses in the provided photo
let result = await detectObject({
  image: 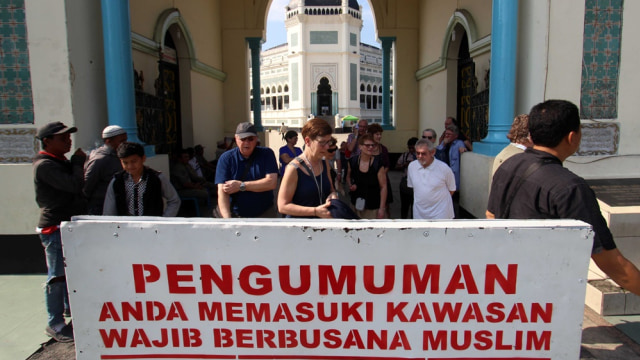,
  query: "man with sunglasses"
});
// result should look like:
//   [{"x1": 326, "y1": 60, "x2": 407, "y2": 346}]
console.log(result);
[
  {"x1": 407, "y1": 138, "x2": 456, "y2": 219},
  {"x1": 422, "y1": 128, "x2": 437, "y2": 142},
  {"x1": 215, "y1": 122, "x2": 278, "y2": 218}
]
